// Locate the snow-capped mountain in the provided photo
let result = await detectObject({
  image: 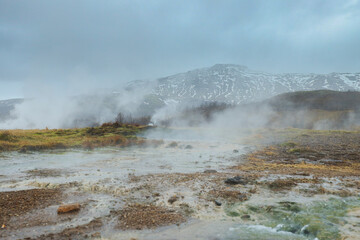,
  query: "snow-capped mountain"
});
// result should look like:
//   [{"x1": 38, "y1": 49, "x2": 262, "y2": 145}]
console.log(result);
[
  {"x1": 1, "y1": 64, "x2": 360, "y2": 123},
  {"x1": 141, "y1": 64, "x2": 360, "y2": 104}
]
